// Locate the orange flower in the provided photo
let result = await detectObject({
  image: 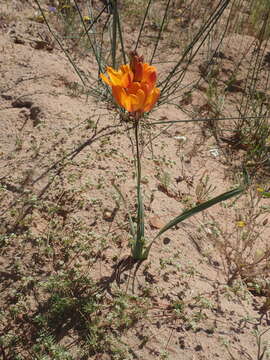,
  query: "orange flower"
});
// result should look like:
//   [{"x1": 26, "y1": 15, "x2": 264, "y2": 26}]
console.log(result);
[{"x1": 100, "y1": 53, "x2": 160, "y2": 113}]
